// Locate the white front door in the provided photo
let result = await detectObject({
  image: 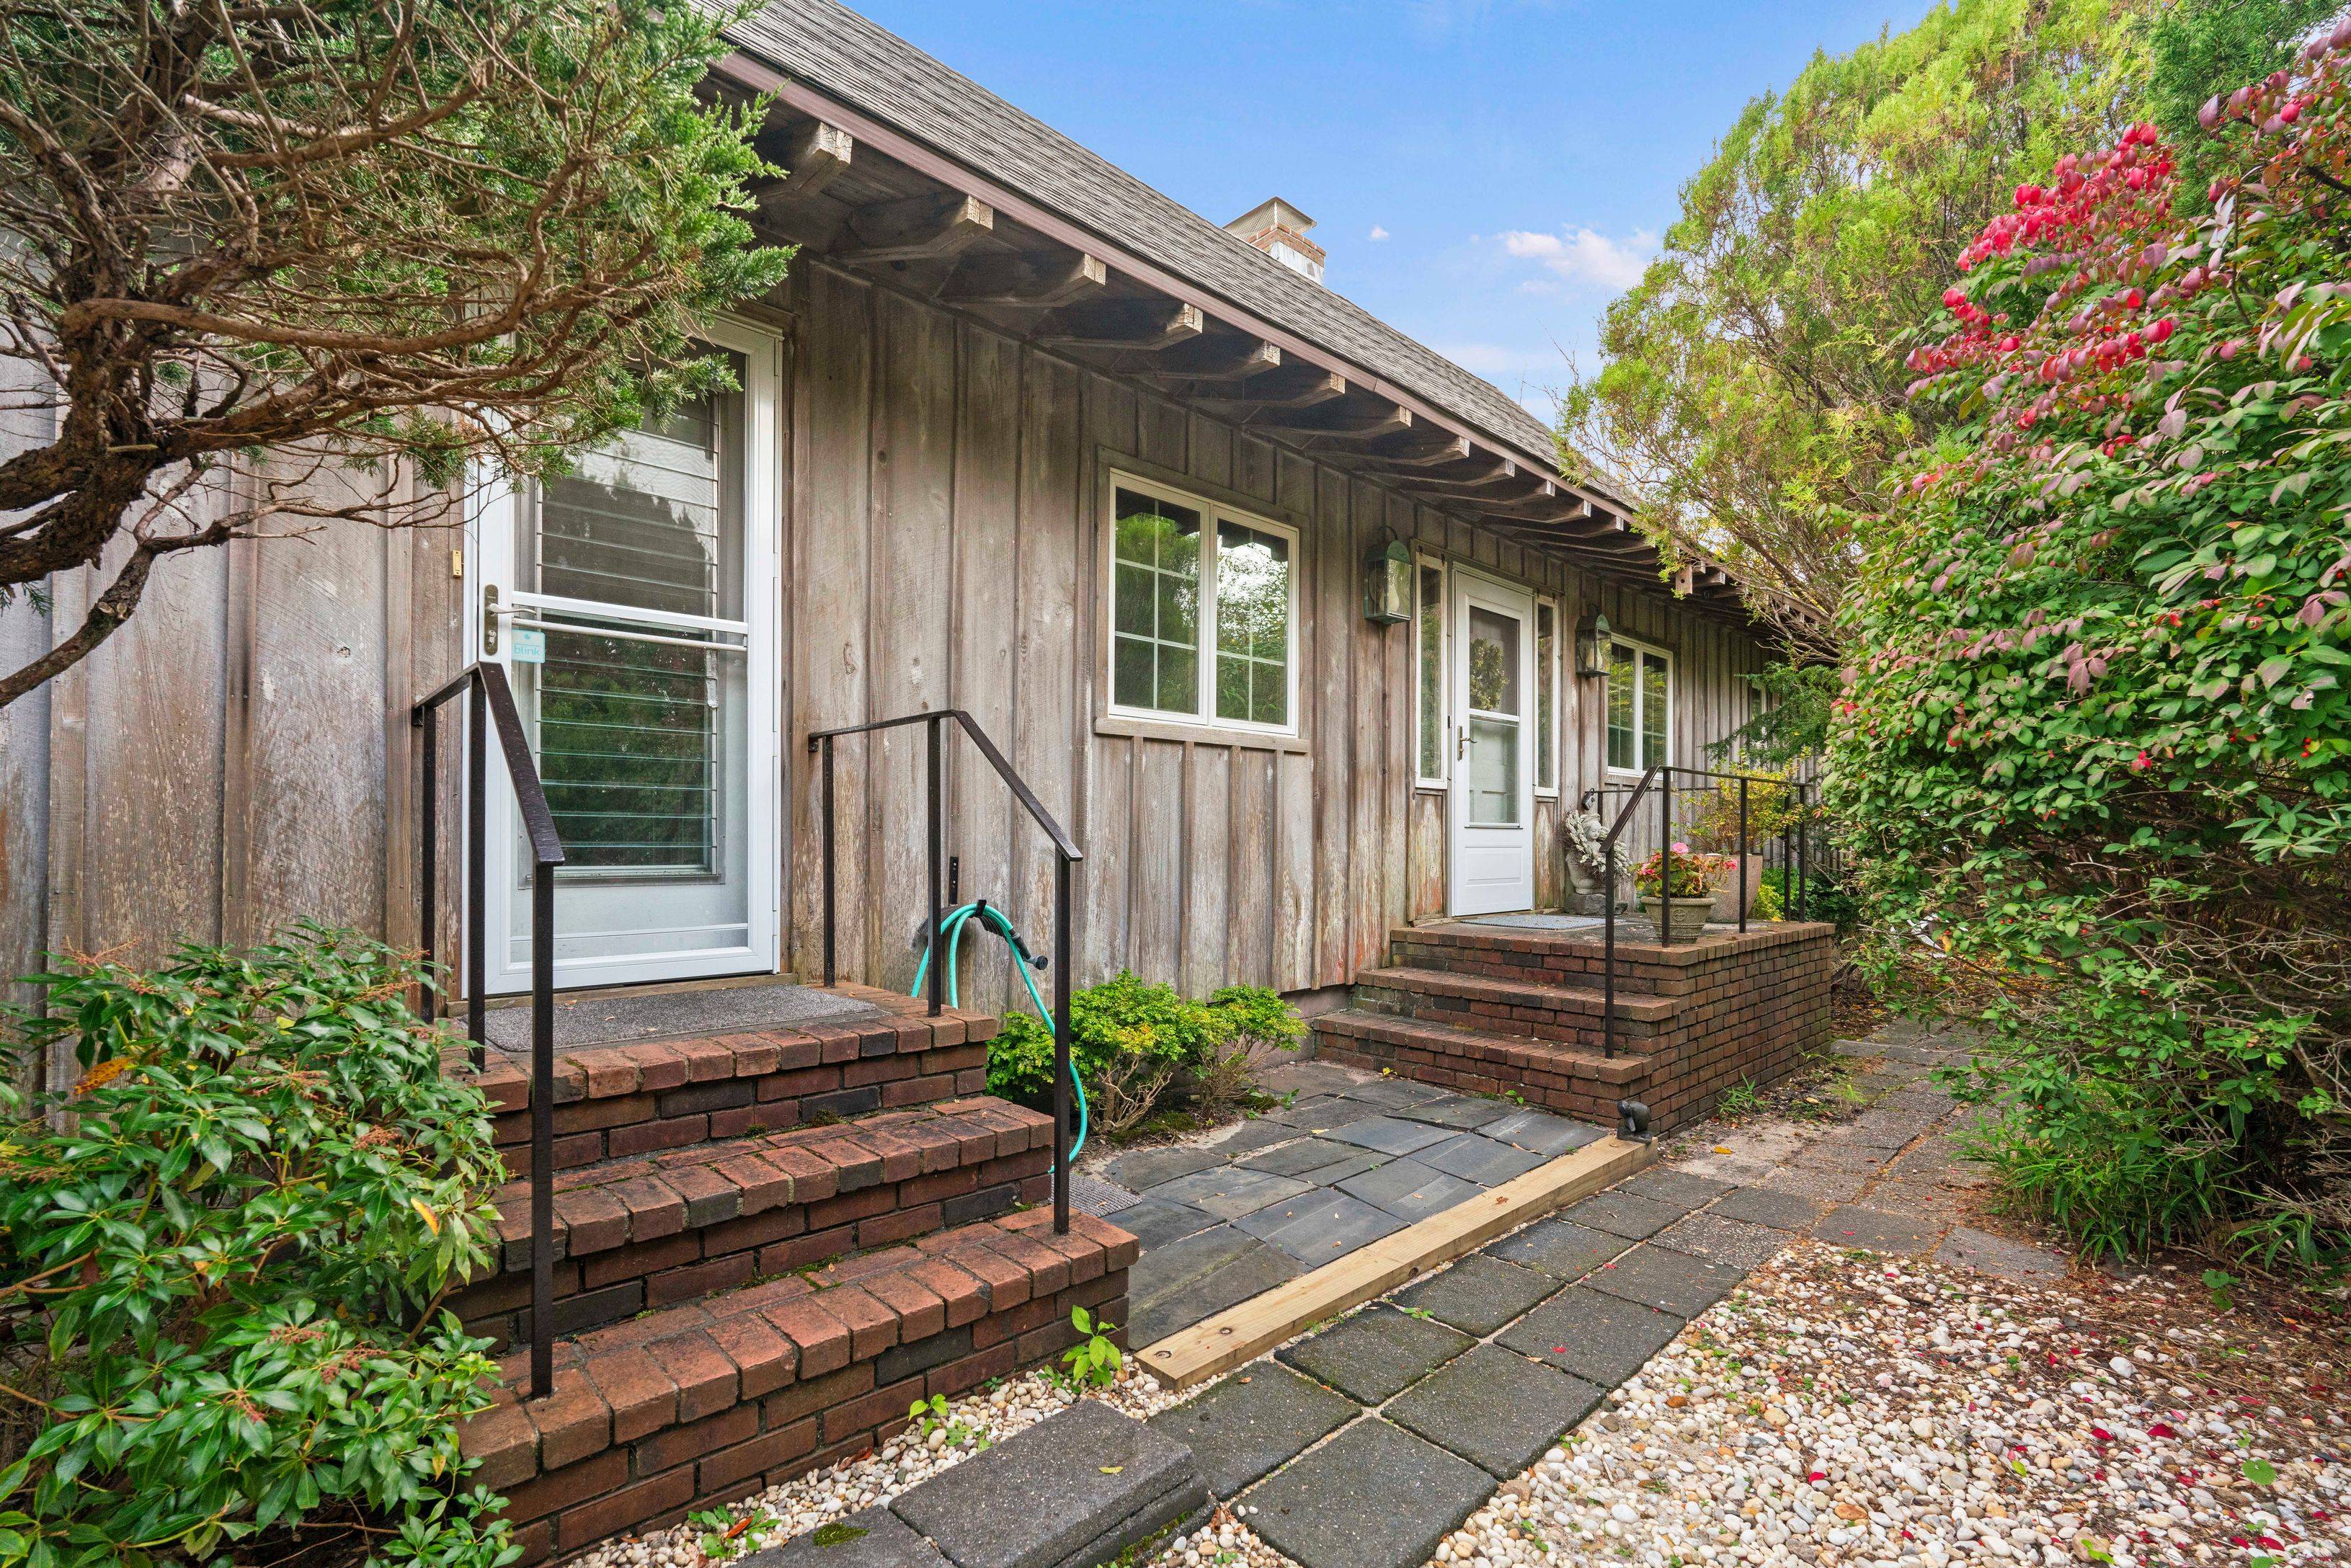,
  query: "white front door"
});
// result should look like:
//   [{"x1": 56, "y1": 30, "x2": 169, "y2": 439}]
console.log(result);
[
  {"x1": 471, "y1": 320, "x2": 781, "y2": 993},
  {"x1": 1447, "y1": 570, "x2": 1536, "y2": 915}
]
